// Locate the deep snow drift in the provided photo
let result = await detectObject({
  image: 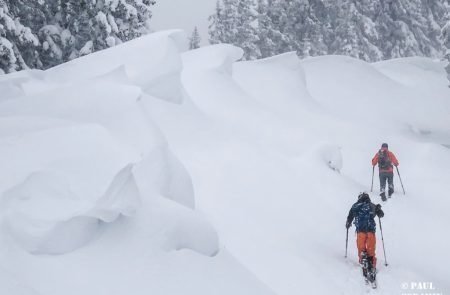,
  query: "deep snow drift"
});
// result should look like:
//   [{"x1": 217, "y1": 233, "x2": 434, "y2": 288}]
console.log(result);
[{"x1": 0, "y1": 30, "x2": 449, "y2": 295}]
